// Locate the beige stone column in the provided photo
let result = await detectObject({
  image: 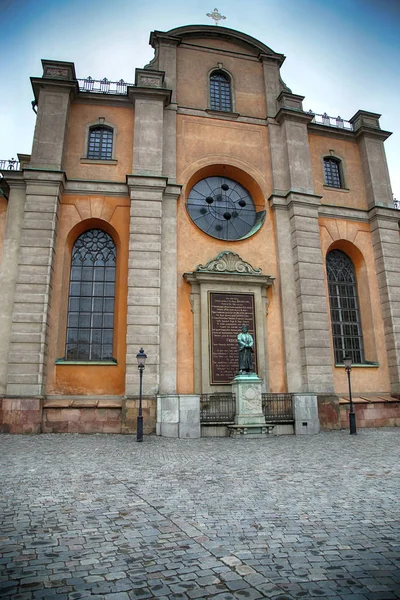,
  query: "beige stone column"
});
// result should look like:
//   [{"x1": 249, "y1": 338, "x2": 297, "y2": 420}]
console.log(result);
[
  {"x1": 6, "y1": 171, "x2": 65, "y2": 396},
  {"x1": 30, "y1": 60, "x2": 77, "y2": 170},
  {"x1": 129, "y1": 74, "x2": 171, "y2": 177},
  {"x1": 126, "y1": 176, "x2": 166, "y2": 396},
  {"x1": 159, "y1": 183, "x2": 181, "y2": 394},
  {"x1": 0, "y1": 174, "x2": 26, "y2": 394},
  {"x1": 351, "y1": 112, "x2": 400, "y2": 394},
  {"x1": 268, "y1": 101, "x2": 334, "y2": 393},
  {"x1": 270, "y1": 197, "x2": 302, "y2": 392},
  {"x1": 288, "y1": 194, "x2": 334, "y2": 393},
  {"x1": 350, "y1": 111, "x2": 392, "y2": 209},
  {"x1": 369, "y1": 209, "x2": 400, "y2": 395},
  {"x1": 260, "y1": 54, "x2": 285, "y2": 118},
  {"x1": 127, "y1": 73, "x2": 175, "y2": 396}
]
